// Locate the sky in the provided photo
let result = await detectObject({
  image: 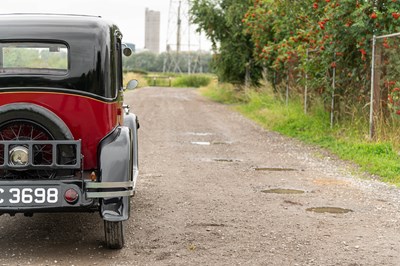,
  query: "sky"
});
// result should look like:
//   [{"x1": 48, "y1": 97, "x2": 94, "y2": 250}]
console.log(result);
[{"x1": 0, "y1": 0, "x2": 211, "y2": 52}]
